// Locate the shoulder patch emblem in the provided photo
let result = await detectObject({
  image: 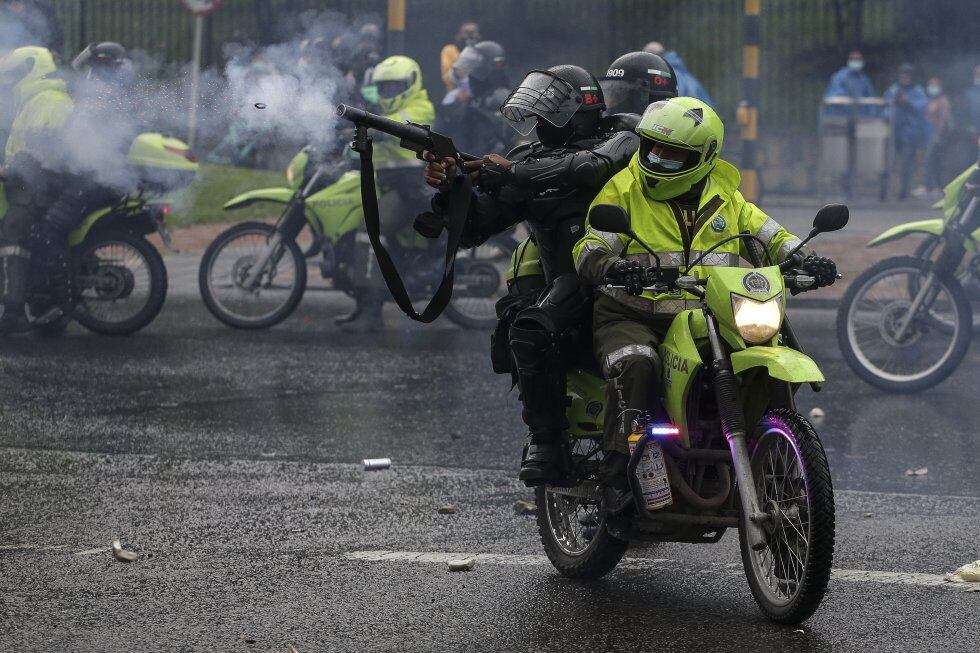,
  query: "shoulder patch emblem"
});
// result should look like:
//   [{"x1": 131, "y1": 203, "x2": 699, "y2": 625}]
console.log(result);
[
  {"x1": 710, "y1": 215, "x2": 727, "y2": 232},
  {"x1": 742, "y1": 271, "x2": 772, "y2": 295}
]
